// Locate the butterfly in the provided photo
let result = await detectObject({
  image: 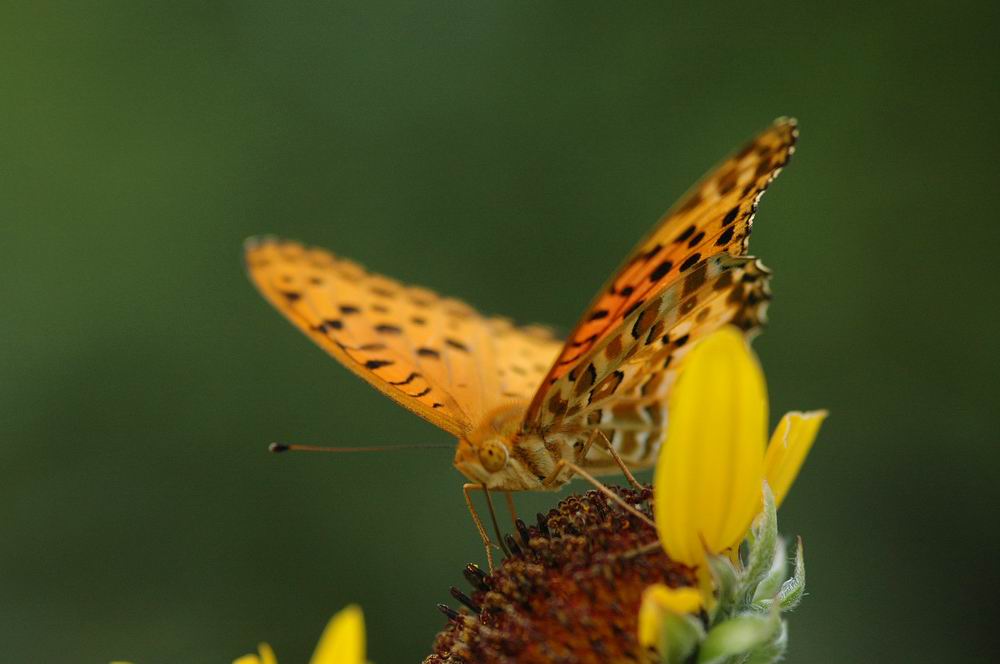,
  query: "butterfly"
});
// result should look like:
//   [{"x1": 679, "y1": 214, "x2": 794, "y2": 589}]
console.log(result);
[{"x1": 246, "y1": 118, "x2": 796, "y2": 565}]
